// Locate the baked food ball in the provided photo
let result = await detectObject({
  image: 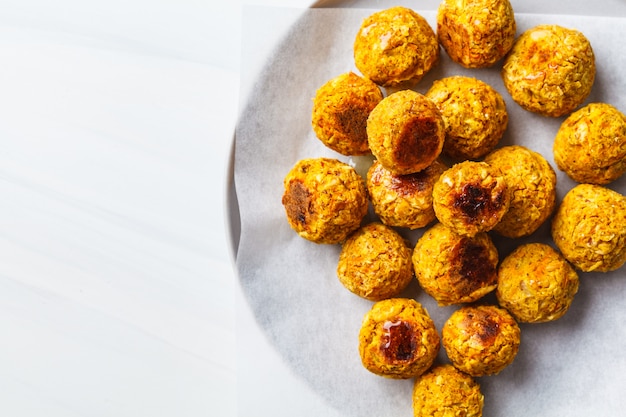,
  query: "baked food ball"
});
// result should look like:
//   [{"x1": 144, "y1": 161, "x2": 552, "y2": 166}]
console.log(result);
[
  {"x1": 425, "y1": 76, "x2": 508, "y2": 160},
  {"x1": 367, "y1": 159, "x2": 447, "y2": 229},
  {"x1": 413, "y1": 364, "x2": 484, "y2": 417},
  {"x1": 502, "y1": 25, "x2": 595, "y2": 117},
  {"x1": 337, "y1": 223, "x2": 413, "y2": 300},
  {"x1": 282, "y1": 158, "x2": 368, "y2": 244},
  {"x1": 412, "y1": 222, "x2": 498, "y2": 306},
  {"x1": 497, "y1": 243, "x2": 579, "y2": 323},
  {"x1": 553, "y1": 102, "x2": 626, "y2": 185},
  {"x1": 359, "y1": 298, "x2": 440, "y2": 379},
  {"x1": 432, "y1": 161, "x2": 510, "y2": 237},
  {"x1": 437, "y1": 0, "x2": 515, "y2": 68},
  {"x1": 442, "y1": 305, "x2": 521, "y2": 377},
  {"x1": 484, "y1": 145, "x2": 556, "y2": 238},
  {"x1": 367, "y1": 90, "x2": 445, "y2": 175},
  {"x1": 354, "y1": 6, "x2": 439, "y2": 88},
  {"x1": 311, "y1": 72, "x2": 384, "y2": 156},
  {"x1": 551, "y1": 184, "x2": 626, "y2": 272}
]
